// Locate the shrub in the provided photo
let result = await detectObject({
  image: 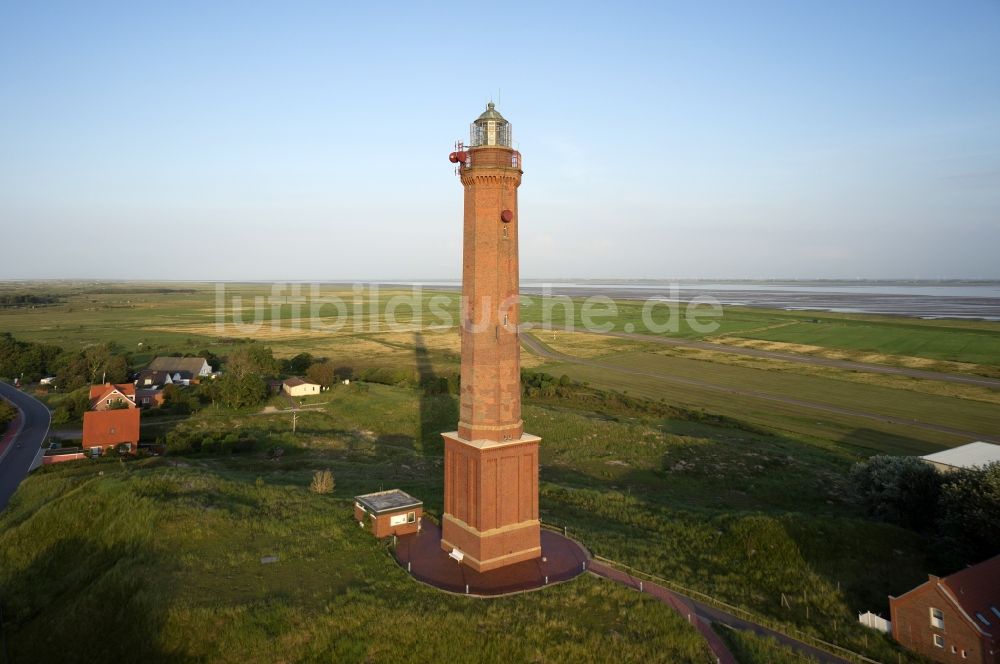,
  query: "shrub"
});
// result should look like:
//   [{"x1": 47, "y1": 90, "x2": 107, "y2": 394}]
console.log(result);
[
  {"x1": 938, "y1": 462, "x2": 1000, "y2": 562},
  {"x1": 848, "y1": 455, "x2": 942, "y2": 530},
  {"x1": 232, "y1": 437, "x2": 257, "y2": 454},
  {"x1": 0, "y1": 400, "x2": 15, "y2": 429},
  {"x1": 359, "y1": 367, "x2": 414, "y2": 387},
  {"x1": 310, "y1": 470, "x2": 335, "y2": 494}
]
